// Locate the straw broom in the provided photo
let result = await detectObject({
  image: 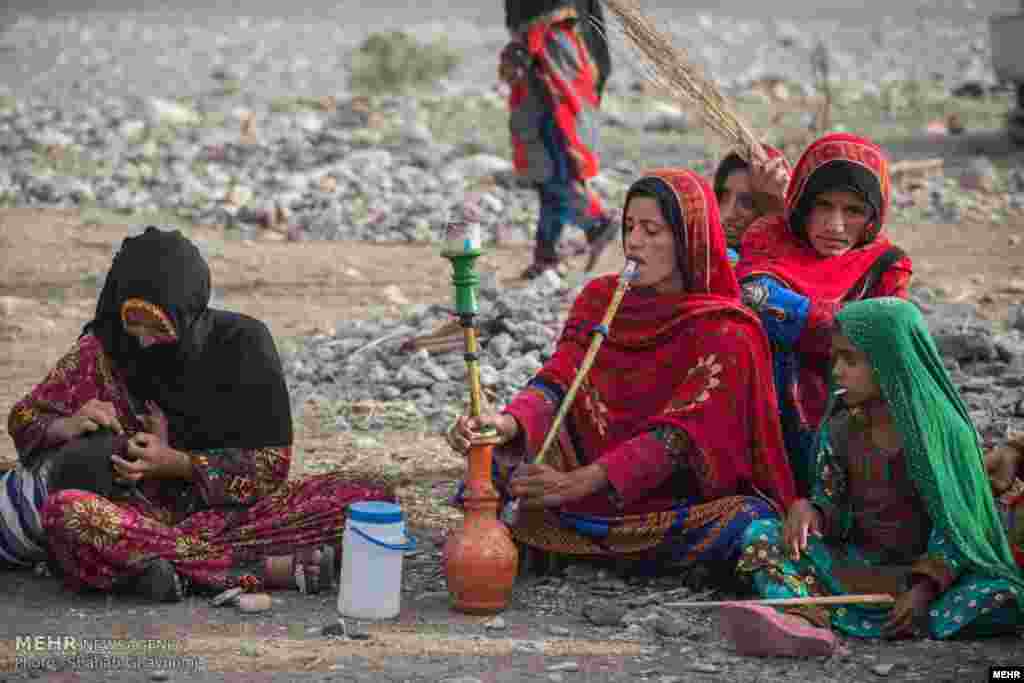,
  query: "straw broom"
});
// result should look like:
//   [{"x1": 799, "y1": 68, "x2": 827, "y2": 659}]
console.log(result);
[{"x1": 590, "y1": 0, "x2": 766, "y2": 162}]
